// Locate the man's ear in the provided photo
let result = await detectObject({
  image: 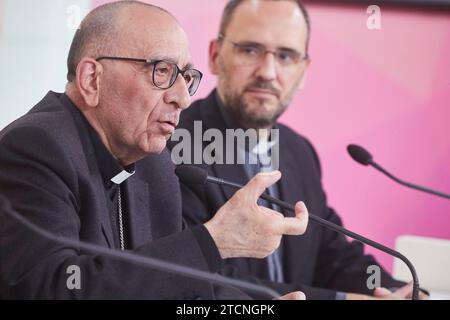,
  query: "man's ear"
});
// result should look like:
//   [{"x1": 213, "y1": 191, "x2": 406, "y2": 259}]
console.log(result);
[
  {"x1": 208, "y1": 39, "x2": 221, "y2": 75},
  {"x1": 298, "y1": 58, "x2": 311, "y2": 90},
  {"x1": 75, "y1": 57, "x2": 103, "y2": 107}
]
